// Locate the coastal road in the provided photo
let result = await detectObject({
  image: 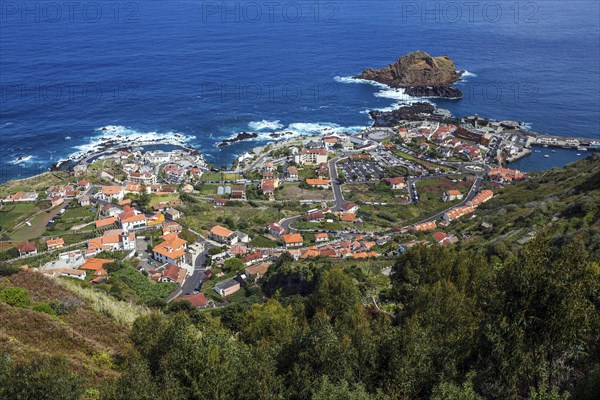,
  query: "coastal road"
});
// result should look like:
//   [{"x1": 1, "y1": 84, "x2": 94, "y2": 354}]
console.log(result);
[
  {"x1": 279, "y1": 214, "x2": 303, "y2": 233},
  {"x1": 279, "y1": 155, "x2": 347, "y2": 232},
  {"x1": 328, "y1": 156, "x2": 346, "y2": 210},
  {"x1": 415, "y1": 175, "x2": 484, "y2": 224},
  {"x1": 165, "y1": 230, "x2": 212, "y2": 301}
]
